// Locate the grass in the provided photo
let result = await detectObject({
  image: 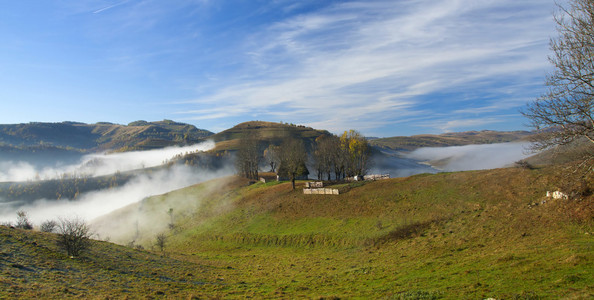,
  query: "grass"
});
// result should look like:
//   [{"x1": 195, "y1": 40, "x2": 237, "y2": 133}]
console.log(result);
[{"x1": 2, "y1": 165, "x2": 593, "y2": 298}]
